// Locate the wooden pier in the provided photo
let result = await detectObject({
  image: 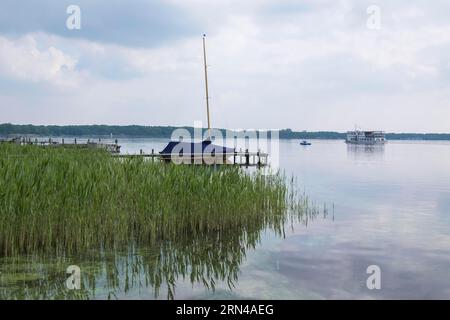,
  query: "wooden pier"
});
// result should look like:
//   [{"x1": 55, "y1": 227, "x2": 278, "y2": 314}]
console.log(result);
[
  {"x1": 113, "y1": 149, "x2": 269, "y2": 167},
  {"x1": 4, "y1": 137, "x2": 121, "y2": 153},
  {"x1": 2, "y1": 137, "x2": 269, "y2": 167}
]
